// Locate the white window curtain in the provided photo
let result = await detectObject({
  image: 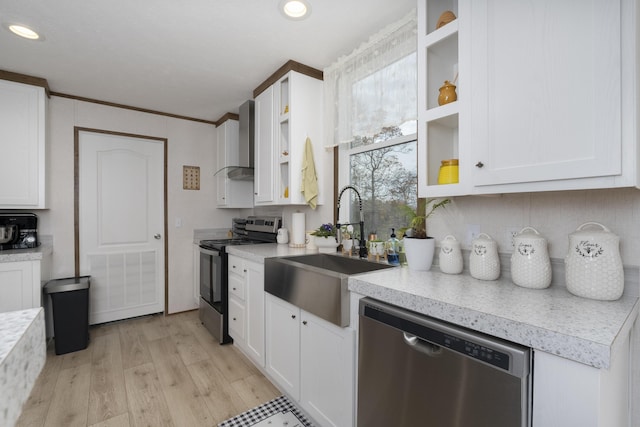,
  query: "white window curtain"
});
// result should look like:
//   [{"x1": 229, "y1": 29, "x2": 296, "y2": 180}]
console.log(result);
[{"x1": 323, "y1": 10, "x2": 418, "y2": 148}]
